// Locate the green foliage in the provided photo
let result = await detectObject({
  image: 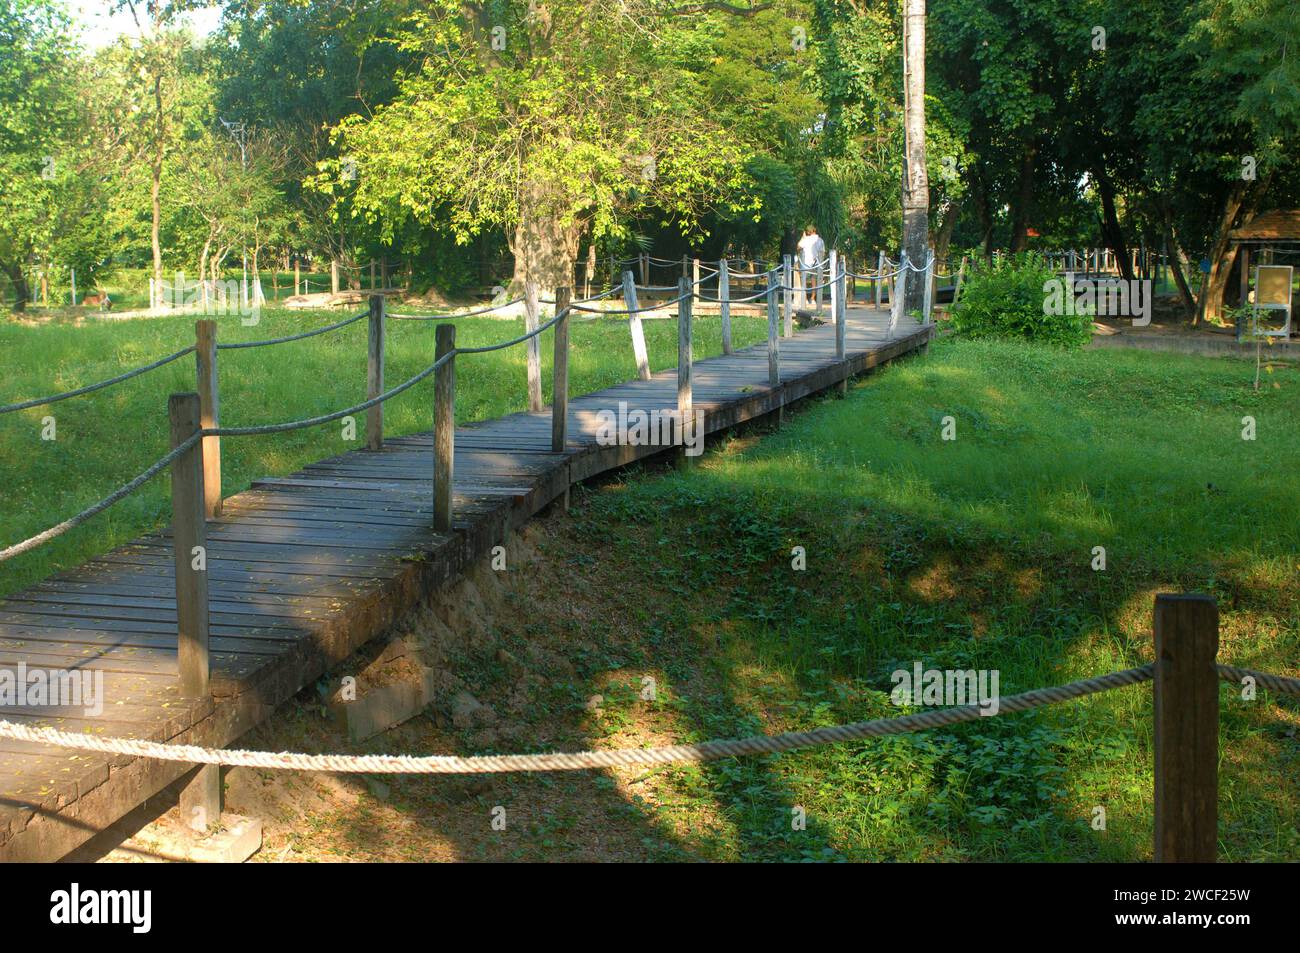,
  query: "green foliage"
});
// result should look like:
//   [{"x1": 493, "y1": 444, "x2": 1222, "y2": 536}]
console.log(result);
[
  {"x1": 557, "y1": 338, "x2": 1300, "y2": 859},
  {"x1": 0, "y1": 0, "x2": 82, "y2": 302},
  {"x1": 951, "y1": 254, "x2": 1091, "y2": 346},
  {"x1": 324, "y1": 1, "x2": 758, "y2": 283}
]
